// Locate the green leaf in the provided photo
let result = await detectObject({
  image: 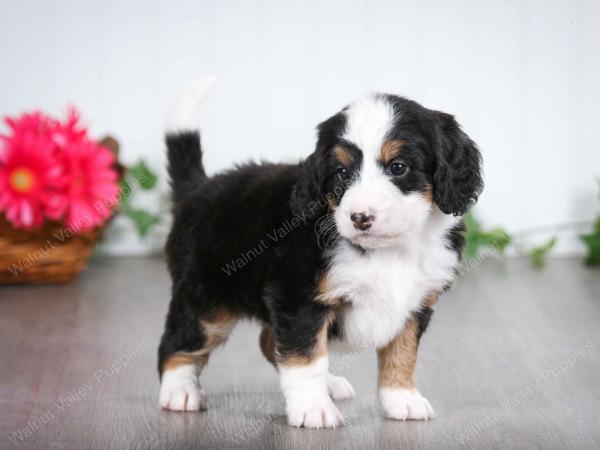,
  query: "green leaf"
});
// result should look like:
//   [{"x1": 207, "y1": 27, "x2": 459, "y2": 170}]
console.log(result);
[
  {"x1": 463, "y1": 212, "x2": 512, "y2": 259},
  {"x1": 124, "y1": 208, "x2": 159, "y2": 237},
  {"x1": 463, "y1": 212, "x2": 484, "y2": 258},
  {"x1": 463, "y1": 236, "x2": 484, "y2": 259},
  {"x1": 463, "y1": 211, "x2": 481, "y2": 234},
  {"x1": 594, "y1": 216, "x2": 600, "y2": 233},
  {"x1": 481, "y1": 228, "x2": 512, "y2": 253},
  {"x1": 129, "y1": 160, "x2": 157, "y2": 190},
  {"x1": 118, "y1": 179, "x2": 133, "y2": 211},
  {"x1": 528, "y1": 237, "x2": 557, "y2": 269},
  {"x1": 117, "y1": 163, "x2": 160, "y2": 237},
  {"x1": 580, "y1": 231, "x2": 600, "y2": 266}
]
